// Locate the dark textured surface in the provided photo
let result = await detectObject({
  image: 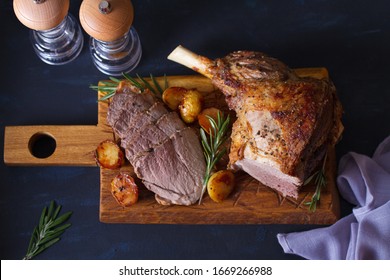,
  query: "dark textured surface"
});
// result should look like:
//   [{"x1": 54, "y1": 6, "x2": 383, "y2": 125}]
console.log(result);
[{"x1": 1, "y1": 0, "x2": 389, "y2": 260}]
